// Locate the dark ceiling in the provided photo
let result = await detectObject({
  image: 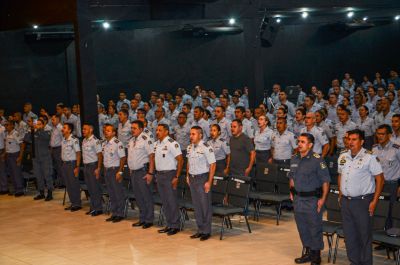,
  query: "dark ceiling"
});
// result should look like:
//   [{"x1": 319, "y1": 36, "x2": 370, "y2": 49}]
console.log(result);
[{"x1": 1, "y1": 0, "x2": 400, "y2": 31}]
